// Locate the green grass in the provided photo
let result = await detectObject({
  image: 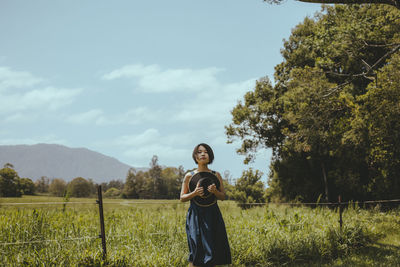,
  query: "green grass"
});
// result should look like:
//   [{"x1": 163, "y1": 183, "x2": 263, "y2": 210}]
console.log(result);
[{"x1": 0, "y1": 196, "x2": 399, "y2": 266}]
